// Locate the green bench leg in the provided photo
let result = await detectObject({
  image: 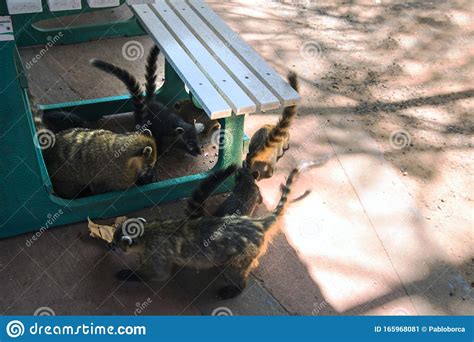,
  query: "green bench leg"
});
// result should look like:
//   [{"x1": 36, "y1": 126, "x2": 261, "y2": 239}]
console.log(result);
[{"x1": 0, "y1": 48, "x2": 245, "y2": 239}]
